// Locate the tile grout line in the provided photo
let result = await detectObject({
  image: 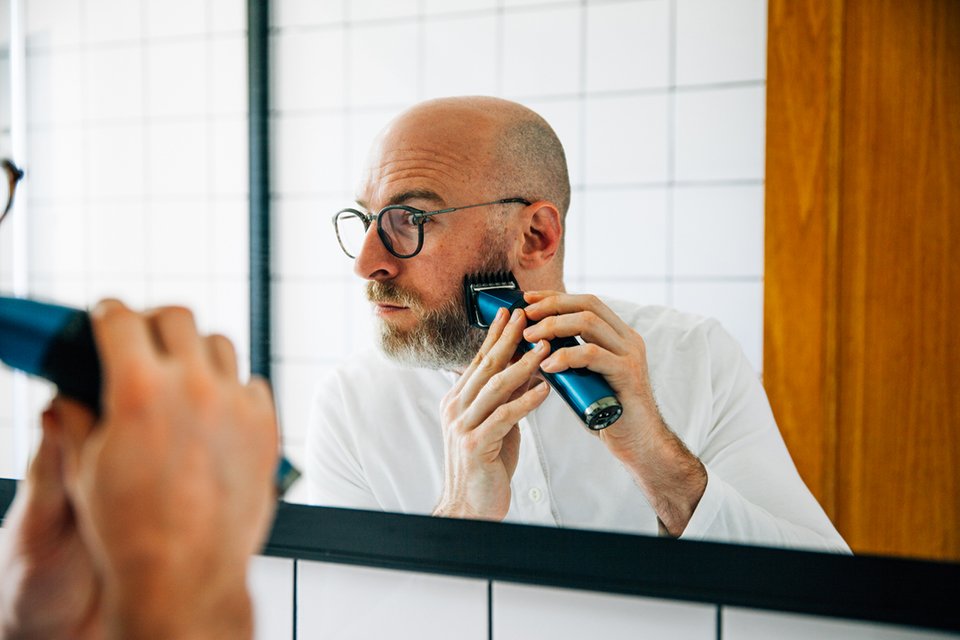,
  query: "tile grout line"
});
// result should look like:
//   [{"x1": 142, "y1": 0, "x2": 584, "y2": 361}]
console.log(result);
[
  {"x1": 577, "y1": 0, "x2": 588, "y2": 291},
  {"x1": 292, "y1": 560, "x2": 299, "y2": 640},
  {"x1": 487, "y1": 580, "x2": 493, "y2": 640}
]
